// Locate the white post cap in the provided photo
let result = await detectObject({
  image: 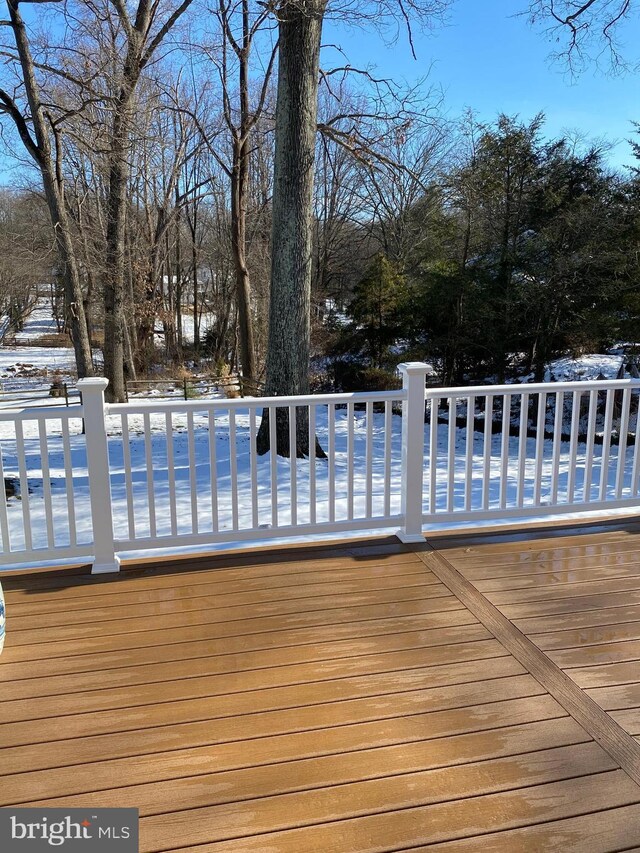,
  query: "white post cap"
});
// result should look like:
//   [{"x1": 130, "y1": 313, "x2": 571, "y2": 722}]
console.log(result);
[
  {"x1": 397, "y1": 362, "x2": 431, "y2": 375},
  {"x1": 77, "y1": 377, "x2": 109, "y2": 390}
]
